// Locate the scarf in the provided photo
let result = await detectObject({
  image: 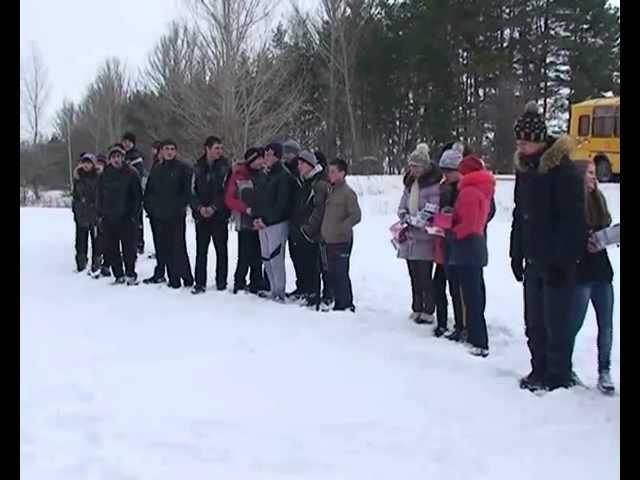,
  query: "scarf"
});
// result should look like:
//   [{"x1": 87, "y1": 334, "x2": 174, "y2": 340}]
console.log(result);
[{"x1": 408, "y1": 180, "x2": 420, "y2": 216}]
